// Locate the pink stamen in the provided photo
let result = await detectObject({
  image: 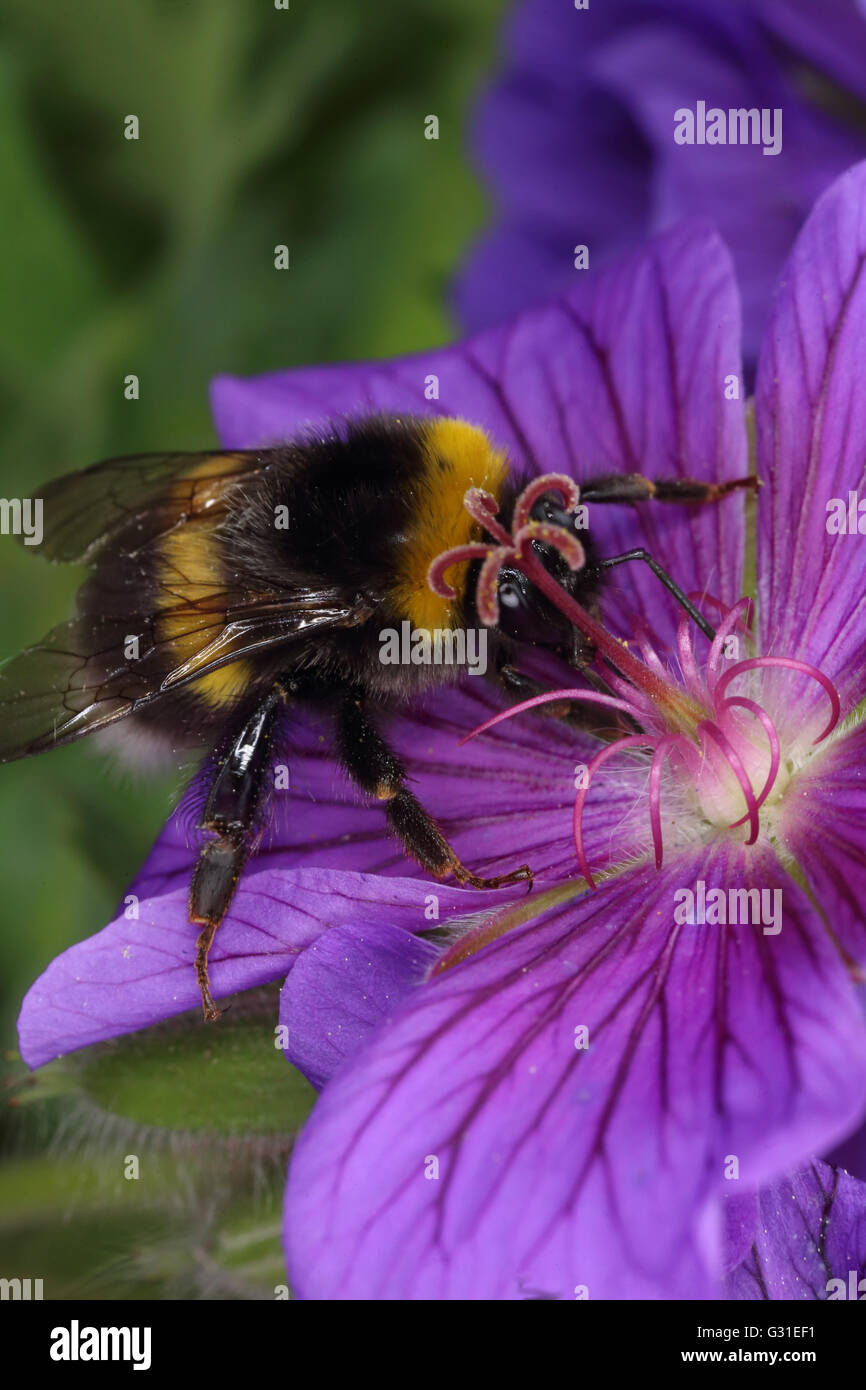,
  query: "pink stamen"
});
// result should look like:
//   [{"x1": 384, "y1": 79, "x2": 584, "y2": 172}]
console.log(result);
[
  {"x1": 698, "y1": 720, "x2": 760, "y2": 844},
  {"x1": 459, "y1": 688, "x2": 643, "y2": 746},
  {"x1": 438, "y1": 471, "x2": 695, "y2": 709},
  {"x1": 602, "y1": 662, "x2": 646, "y2": 704},
  {"x1": 572, "y1": 735, "x2": 656, "y2": 887},
  {"x1": 512, "y1": 519, "x2": 585, "y2": 571},
  {"x1": 475, "y1": 547, "x2": 512, "y2": 624},
  {"x1": 715, "y1": 657, "x2": 841, "y2": 742},
  {"x1": 706, "y1": 598, "x2": 754, "y2": 694},
  {"x1": 676, "y1": 610, "x2": 702, "y2": 699},
  {"x1": 718, "y1": 696, "x2": 781, "y2": 824},
  {"x1": 463, "y1": 487, "x2": 510, "y2": 544},
  {"x1": 687, "y1": 591, "x2": 754, "y2": 631},
  {"x1": 427, "y1": 476, "x2": 585, "y2": 621},
  {"x1": 512, "y1": 473, "x2": 580, "y2": 533},
  {"x1": 428, "y1": 543, "x2": 501, "y2": 600},
  {"x1": 648, "y1": 734, "x2": 690, "y2": 868},
  {"x1": 631, "y1": 618, "x2": 668, "y2": 679}
]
